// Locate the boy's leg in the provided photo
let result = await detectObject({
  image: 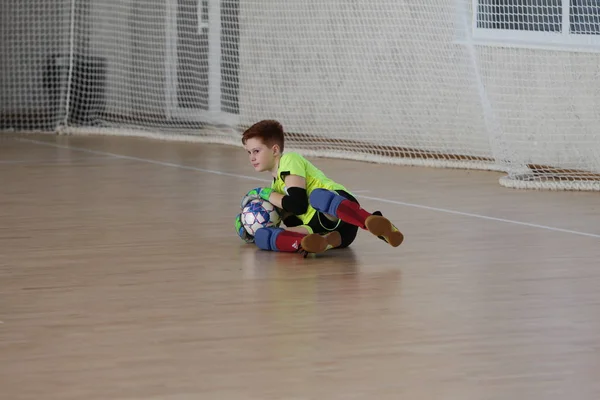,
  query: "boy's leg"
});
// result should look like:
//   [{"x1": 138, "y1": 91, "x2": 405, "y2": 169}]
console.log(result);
[
  {"x1": 309, "y1": 189, "x2": 370, "y2": 229},
  {"x1": 300, "y1": 231, "x2": 341, "y2": 255},
  {"x1": 254, "y1": 227, "x2": 306, "y2": 252},
  {"x1": 365, "y1": 212, "x2": 404, "y2": 247},
  {"x1": 309, "y1": 189, "x2": 403, "y2": 247},
  {"x1": 254, "y1": 226, "x2": 341, "y2": 254}
]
